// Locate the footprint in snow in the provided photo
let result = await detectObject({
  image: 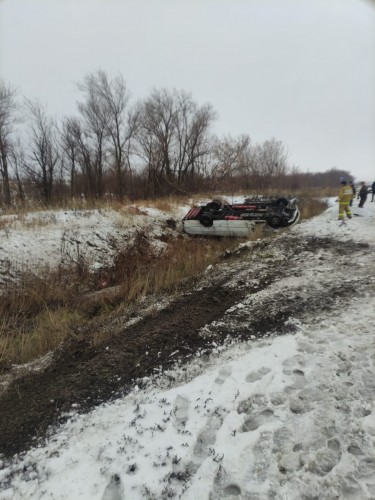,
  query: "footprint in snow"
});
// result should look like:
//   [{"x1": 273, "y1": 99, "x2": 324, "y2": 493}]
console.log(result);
[
  {"x1": 173, "y1": 394, "x2": 190, "y2": 428},
  {"x1": 283, "y1": 368, "x2": 307, "y2": 390},
  {"x1": 241, "y1": 408, "x2": 275, "y2": 432},
  {"x1": 209, "y1": 482, "x2": 242, "y2": 499},
  {"x1": 245, "y1": 366, "x2": 271, "y2": 383},
  {"x1": 327, "y1": 438, "x2": 341, "y2": 452},
  {"x1": 187, "y1": 408, "x2": 226, "y2": 477},
  {"x1": 273, "y1": 426, "x2": 295, "y2": 453},
  {"x1": 215, "y1": 366, "x2": 232, "y2": 385}
]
